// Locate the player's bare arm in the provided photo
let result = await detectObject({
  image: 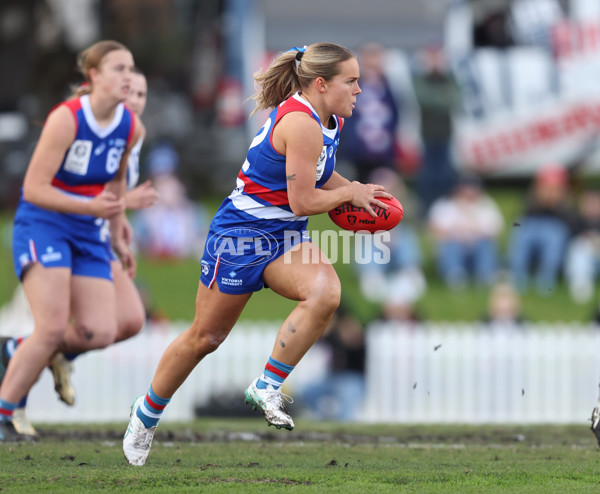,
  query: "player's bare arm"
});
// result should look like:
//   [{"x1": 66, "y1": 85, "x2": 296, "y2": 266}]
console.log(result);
[{"x1": 277, "y1": 113, "x2": 389, "y2": 216}]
